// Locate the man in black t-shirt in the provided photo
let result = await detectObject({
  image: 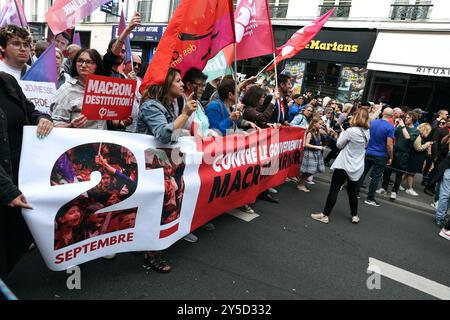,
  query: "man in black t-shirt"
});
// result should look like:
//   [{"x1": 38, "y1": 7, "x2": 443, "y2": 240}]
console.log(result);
[{"x1": 103, "y1": 12, "x2": 141, "y2": 78}]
